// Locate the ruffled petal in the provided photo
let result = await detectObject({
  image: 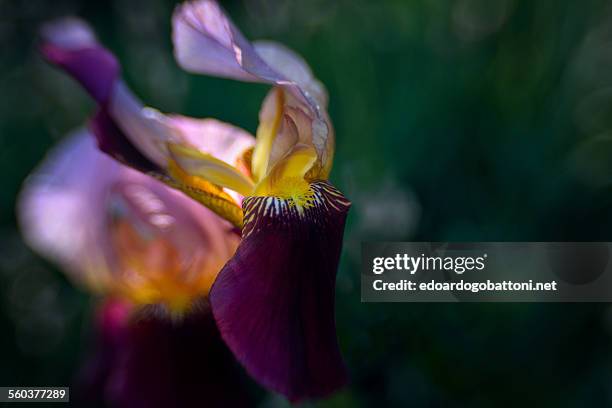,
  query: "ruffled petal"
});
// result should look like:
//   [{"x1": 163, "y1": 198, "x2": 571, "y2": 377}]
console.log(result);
[
  {"x1": 171, "y1": 0, "x2": 333, "y2": 177},
  {"x1": 253, "y1": 41, "x2": 328, "y2": 109},
  {"x1": 172, "y1": 0, "x2": 269, "y2": 81},
  {"x1": 172, "y1": 1, "x2": 321, "y2": 104},
  {"x1": 209, "y1": 181, "x2": 350, "y2": 402}
]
